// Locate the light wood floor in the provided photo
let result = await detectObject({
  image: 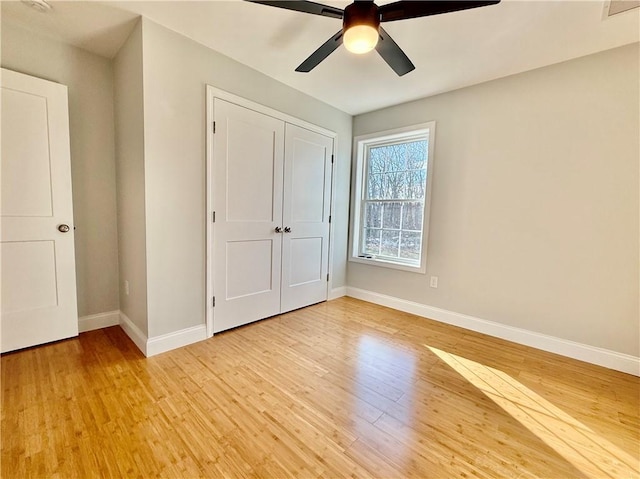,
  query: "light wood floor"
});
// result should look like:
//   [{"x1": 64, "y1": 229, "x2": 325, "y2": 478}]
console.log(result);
[{"x1": 2, "y1": 297, "x2": 639, "y2": 478}]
